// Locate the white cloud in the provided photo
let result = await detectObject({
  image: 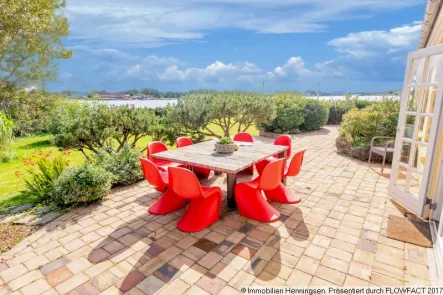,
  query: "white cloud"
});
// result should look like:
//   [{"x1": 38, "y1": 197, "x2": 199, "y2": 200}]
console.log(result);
[
  {"x1": 315, "y1": 22, "x2": 420, "y2": 81},
  {"x1": 68, "y1": 45, "x2": 137, "y2": 61},
  {"x1": 64, "y1": 0, "x2": 423, "y2": 48},
  {"x1": 273, "y1": 57, "x2": 311, "y2": 77},
  {"x1": 62, "y1": 72, "x2": 73, "y2": 79},
  {"x1": 327, "y1": 23, "x2": 421, "y2": 58}
]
